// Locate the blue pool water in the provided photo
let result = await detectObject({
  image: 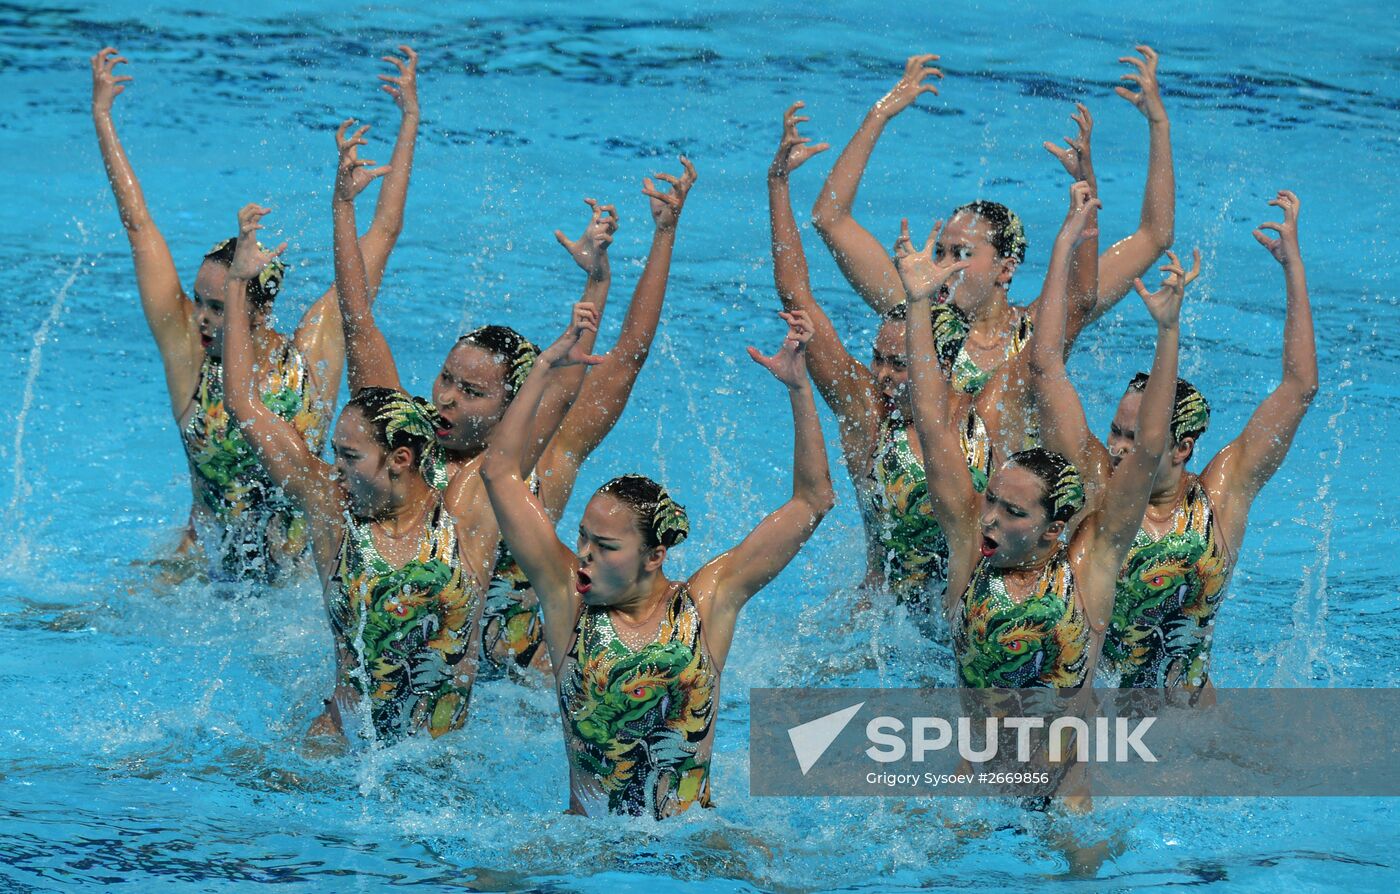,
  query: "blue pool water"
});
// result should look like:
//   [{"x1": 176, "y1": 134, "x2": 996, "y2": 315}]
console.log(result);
[{"x1": 3, "y1": 1, "x2": 1398, "y2": 890}]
